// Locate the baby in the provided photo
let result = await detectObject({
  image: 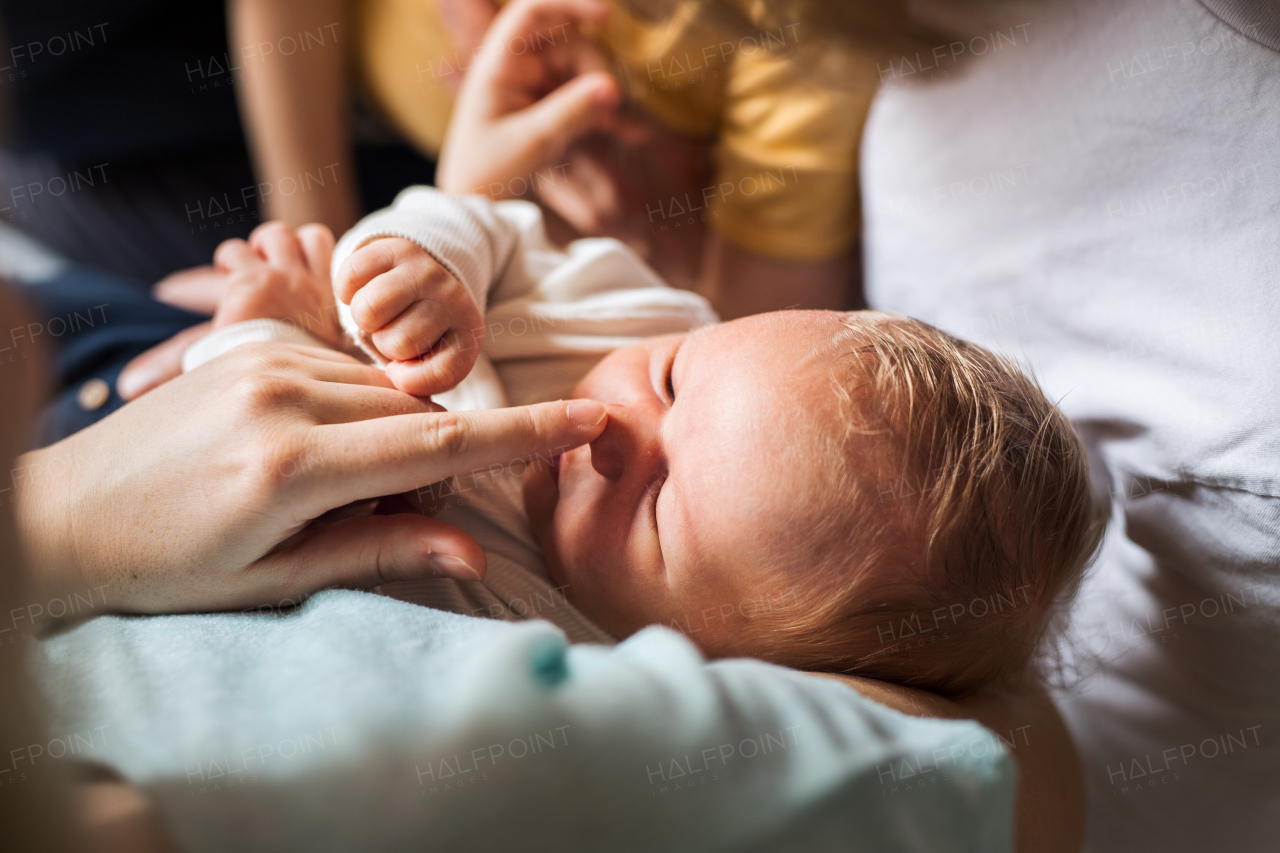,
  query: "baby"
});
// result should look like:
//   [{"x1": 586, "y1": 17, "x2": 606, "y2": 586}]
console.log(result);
[
  {"x1": 178, "y1": 0, "x2": 1103, "y2": 697},
  {"x1": 182, "y1": 185, "x2": 1103, "y2": 698}
]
